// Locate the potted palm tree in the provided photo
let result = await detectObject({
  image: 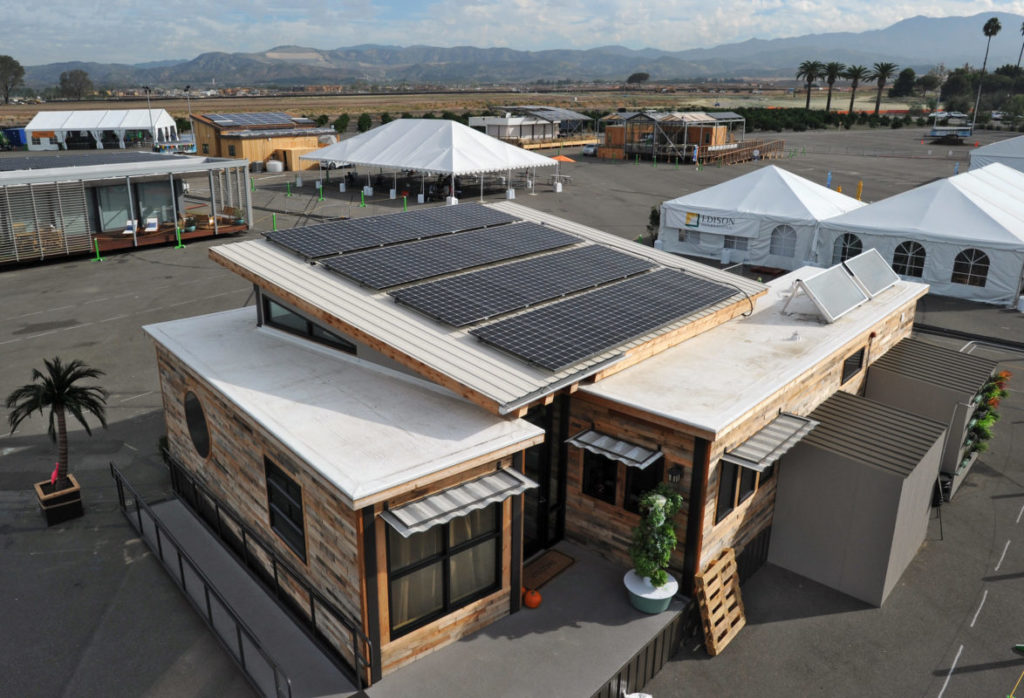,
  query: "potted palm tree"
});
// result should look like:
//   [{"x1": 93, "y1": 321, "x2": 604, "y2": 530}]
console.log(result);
[
  {"x1": 6, "y1": 357, "x2": 108, "y2": 526},
  {"x1": 625, "y1": 484, "x2": 684, "y2": 613}
]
